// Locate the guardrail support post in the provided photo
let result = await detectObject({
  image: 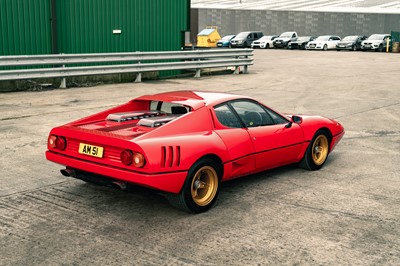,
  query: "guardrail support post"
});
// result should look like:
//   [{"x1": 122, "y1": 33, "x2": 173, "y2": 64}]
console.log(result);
[
  {"x1": 135, "y1": 73, "x2": 142, "y2": 83},
  {"x1": 195, "y1": 69, "x2": 201, "y2": 78},
  {"x1": 60, "y1": 64, "x2": 66, "y2": 88},
  {"x1": 135, "y1": 60, "x2": 142, "y2": 83},
  {"x1": 233, "y1": 66, "x2": 240, "y2": 75},
  {"x1": 243, "y1": 54, "x2": 249, "y2": 74},
  {"x1": 233, "y1": 56, "x2": 240, "y2": 74}
]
